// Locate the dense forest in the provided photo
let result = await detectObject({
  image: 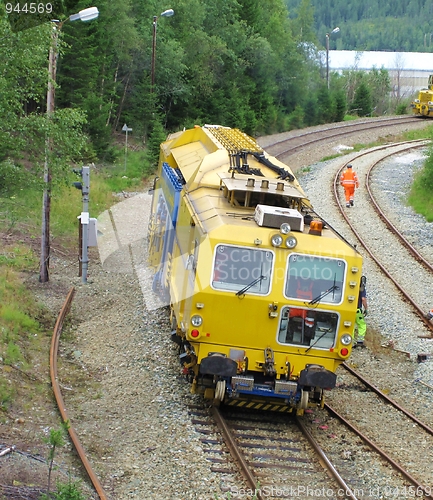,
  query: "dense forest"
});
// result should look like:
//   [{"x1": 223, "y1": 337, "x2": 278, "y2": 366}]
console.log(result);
[
  {"x1": 286, "y1": 0, "x2": 433, "y2": 52},
  {"x1": 0, "y1": 0, "x2": 411, "y2": 191}
]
